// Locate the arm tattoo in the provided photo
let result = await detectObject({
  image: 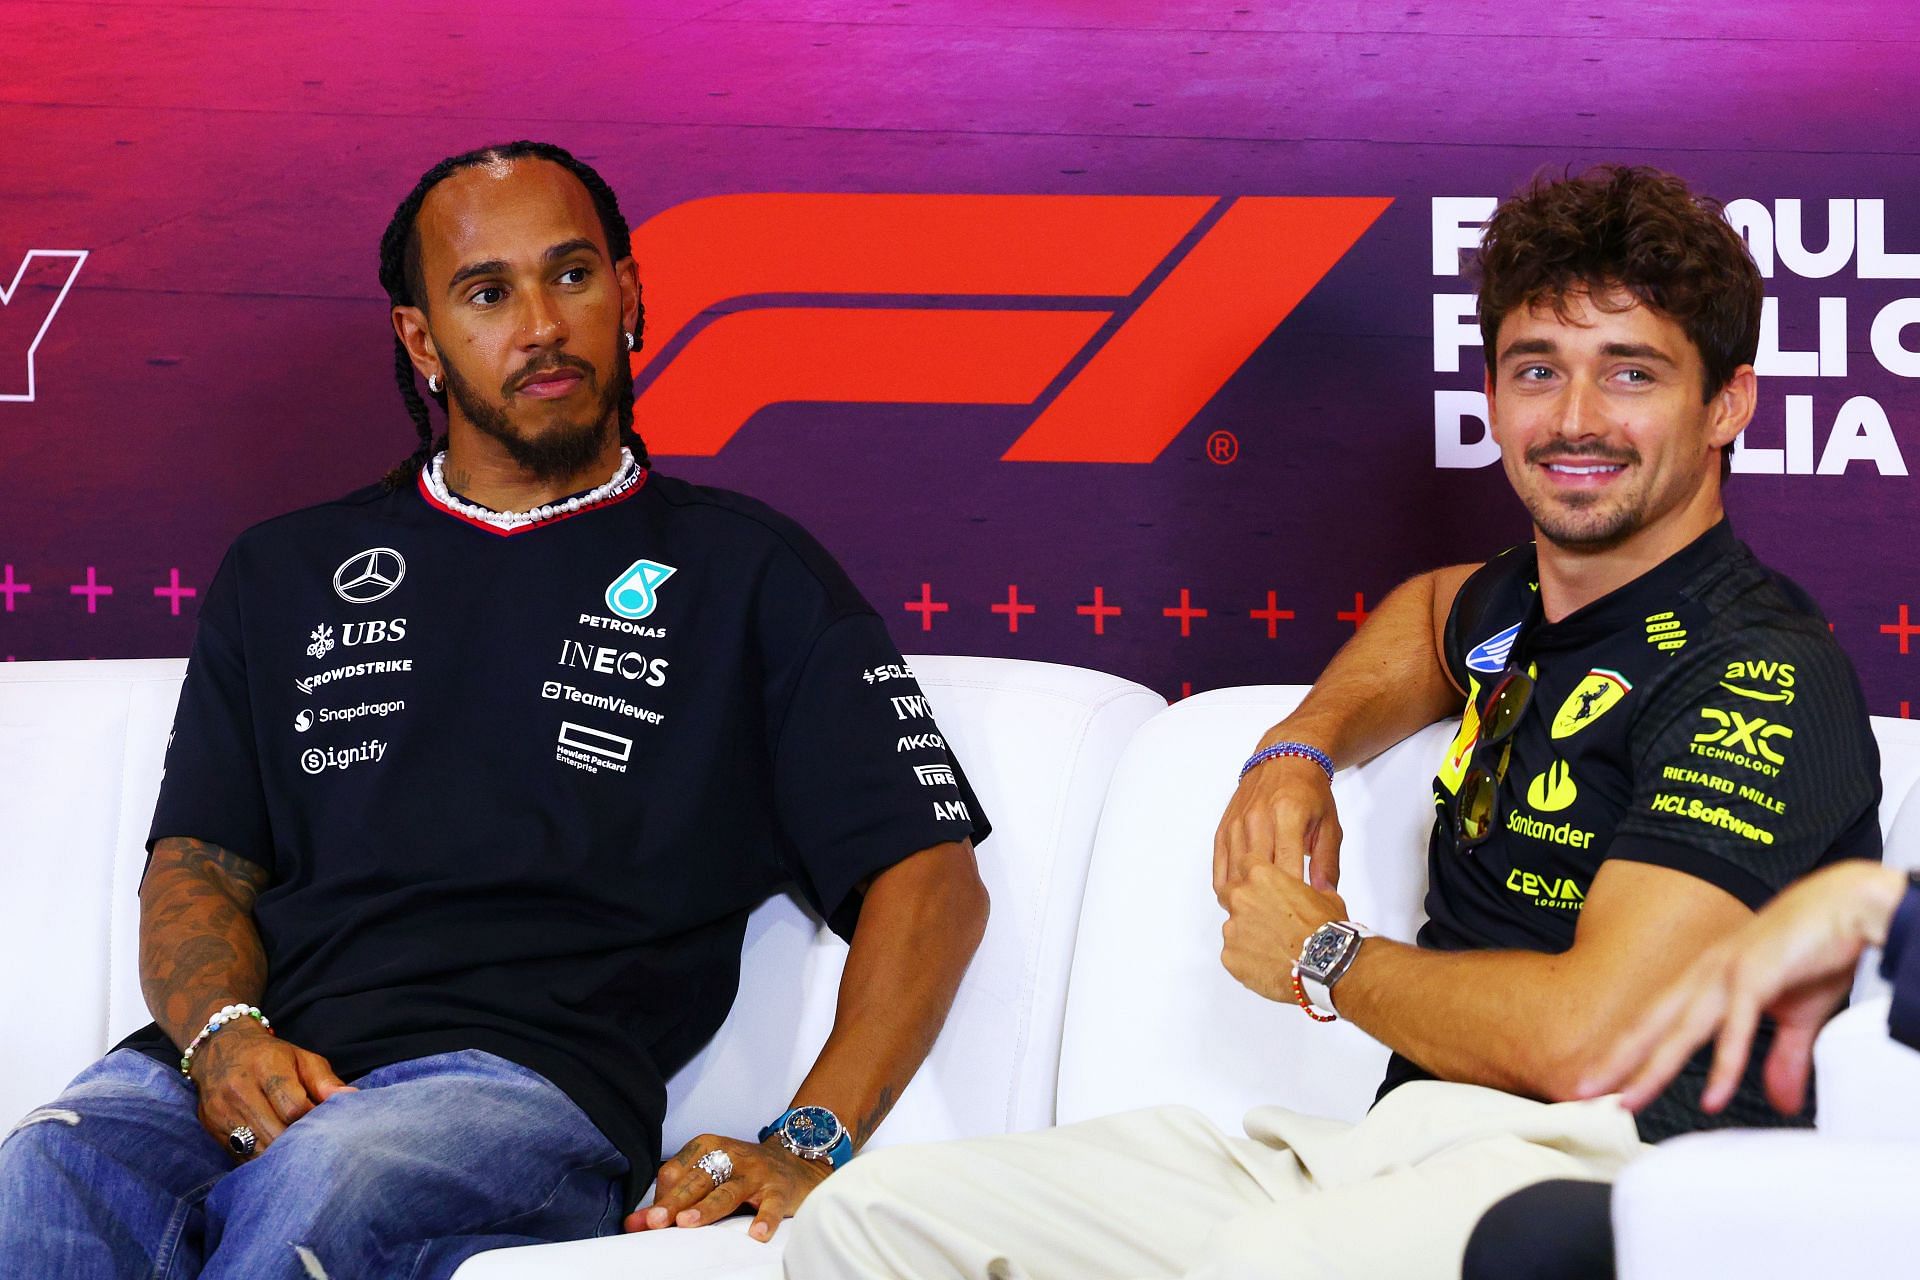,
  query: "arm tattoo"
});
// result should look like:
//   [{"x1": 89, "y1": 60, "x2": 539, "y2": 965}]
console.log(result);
[
  {"x1": 140, "y1": 837, "x2": 272, "y2": 1052},
  {"x1": 852, "y1": 1083, "x2": 899, "y2": 1149}
]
